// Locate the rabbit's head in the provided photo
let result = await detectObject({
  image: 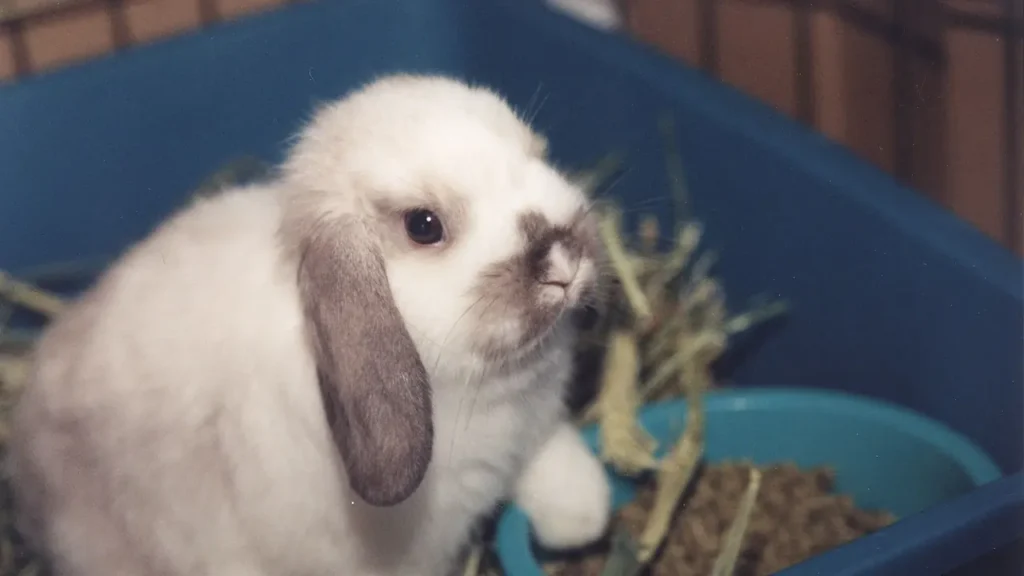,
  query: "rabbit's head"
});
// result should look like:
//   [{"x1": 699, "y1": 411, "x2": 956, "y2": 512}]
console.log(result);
[{"x1": 279, "y1": 75, "x2": 604, "y2": 507}]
